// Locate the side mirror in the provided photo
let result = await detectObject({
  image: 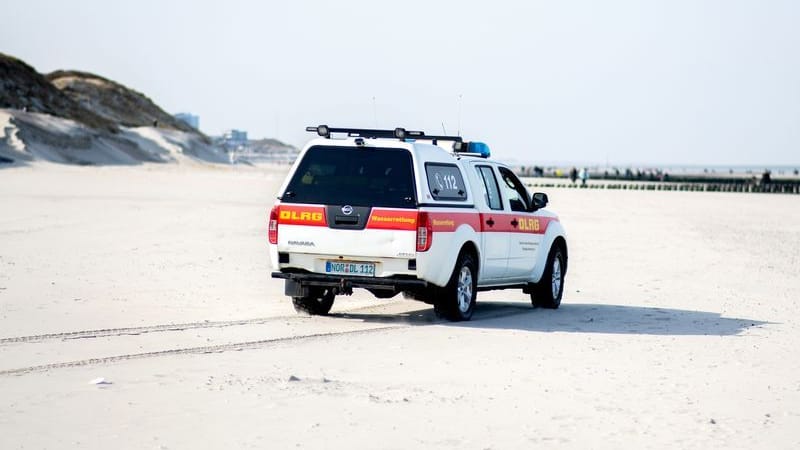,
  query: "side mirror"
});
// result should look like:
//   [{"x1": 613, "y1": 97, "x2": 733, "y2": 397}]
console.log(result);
[{"x1": 531, "y1": 192, "x2": 548, "y2": 211}]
